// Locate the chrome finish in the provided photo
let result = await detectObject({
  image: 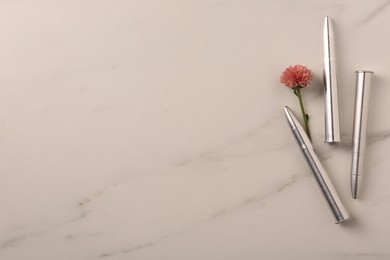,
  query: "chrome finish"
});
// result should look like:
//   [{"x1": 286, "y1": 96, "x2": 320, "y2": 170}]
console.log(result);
[
  {"x1": 351, "y1": 70, "x2": 374, "y2": 199},
  {"x1": 284, "y1": 106, "x2": 350, "y2": 223},
  {"x1": 323, "y1": 16, "x2": 341, "y2": 143}
]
